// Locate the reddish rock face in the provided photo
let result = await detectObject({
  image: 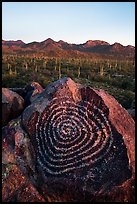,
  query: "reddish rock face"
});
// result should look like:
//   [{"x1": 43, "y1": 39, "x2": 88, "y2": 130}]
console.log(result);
[
  {"x1": 2, "y1": 77, "x2": 135, "y2": 202},
  {"x1": 2, "y1": 164, "x2": 46, "y2": 202},
  {"x1": 94, "y1": 89, "x2": 135, "y2": 175},
  {"x1": 2, "y1": 88, "x2": 25, "y2": 127}
]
